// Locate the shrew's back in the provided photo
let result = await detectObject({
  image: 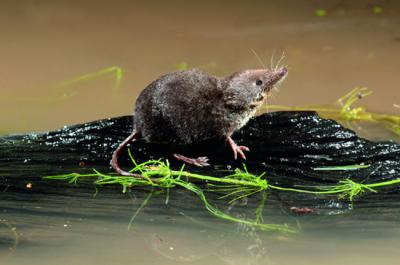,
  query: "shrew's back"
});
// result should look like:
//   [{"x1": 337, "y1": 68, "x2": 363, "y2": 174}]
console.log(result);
[{"x1": 134, "y1": 69, "x2": 226, "y2": 144}]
